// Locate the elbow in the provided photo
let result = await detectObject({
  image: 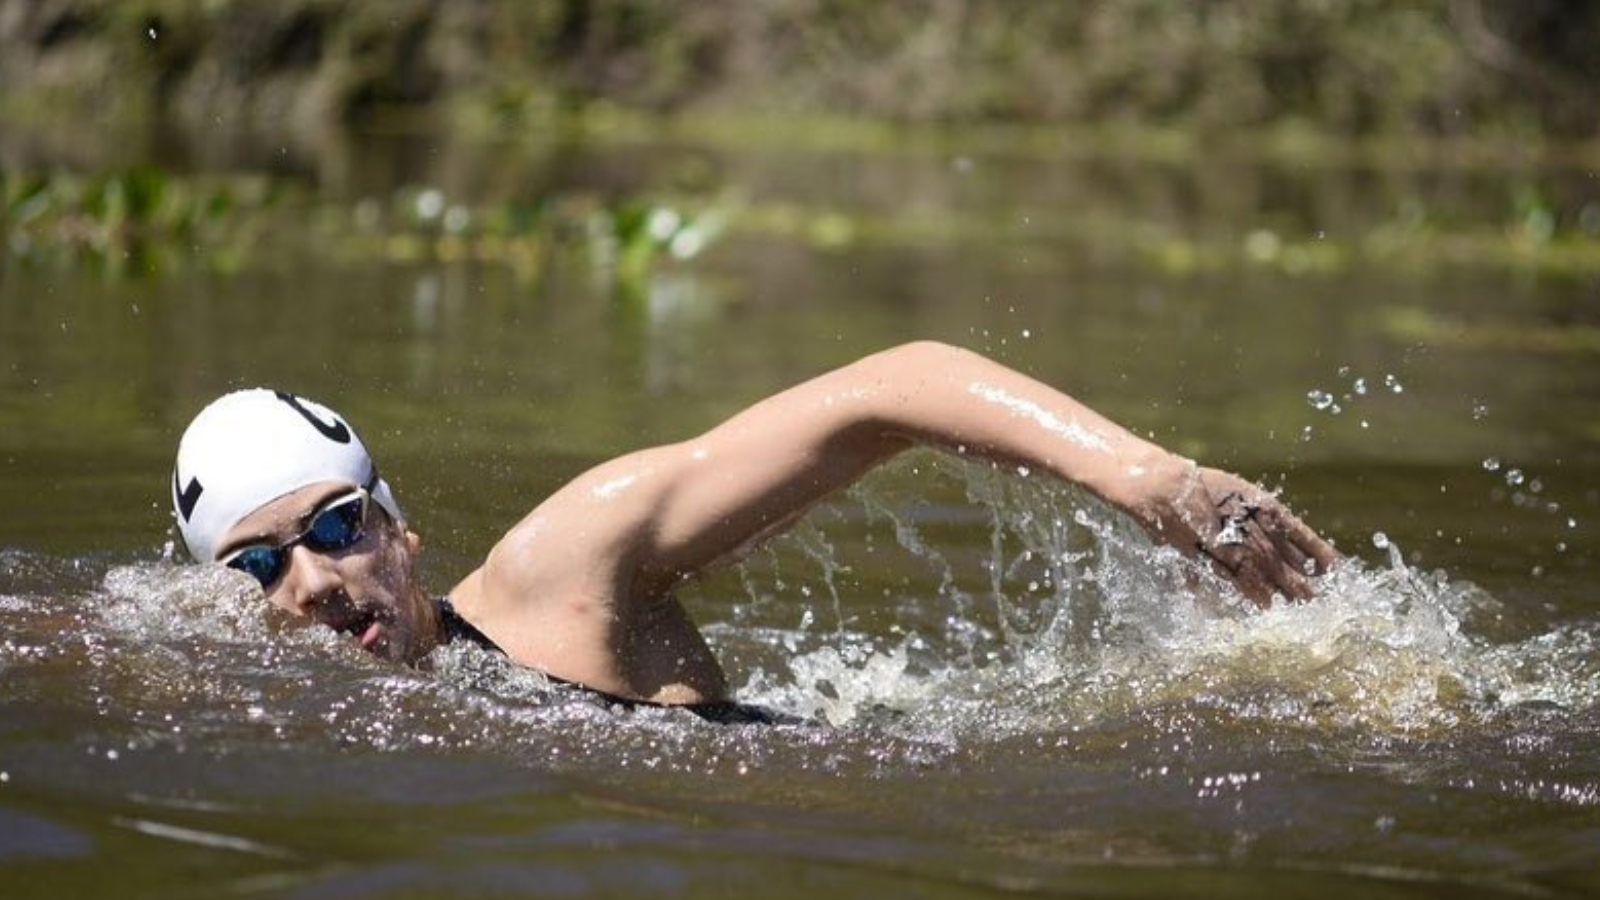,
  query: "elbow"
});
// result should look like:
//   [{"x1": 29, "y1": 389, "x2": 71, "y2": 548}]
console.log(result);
[
  {"x1": 875, "y1": 339, "x2": 973, "y2": 372},
  {"x1": 851, "y1": 340, "x2": 975, "y2": 434}
]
